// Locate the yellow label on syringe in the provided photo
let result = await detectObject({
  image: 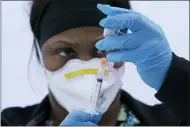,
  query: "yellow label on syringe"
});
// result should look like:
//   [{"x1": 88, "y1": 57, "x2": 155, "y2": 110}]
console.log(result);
[{"x1": 64, "y1": 68, "x2": 109, "y2": 79}]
